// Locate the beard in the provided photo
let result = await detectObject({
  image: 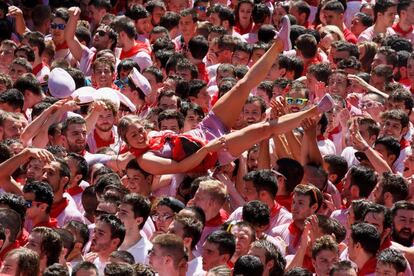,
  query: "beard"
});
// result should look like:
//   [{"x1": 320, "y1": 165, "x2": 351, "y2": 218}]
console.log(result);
[
  {"x1": 96, "y1": 123, "x2": 113, "y2": 132},
  {"x1": 67, "y1": 142, "x2": 86, "y2": 154},
  {"x1": 392, "y1": 228, "x2": 414, "y2": 247}
]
